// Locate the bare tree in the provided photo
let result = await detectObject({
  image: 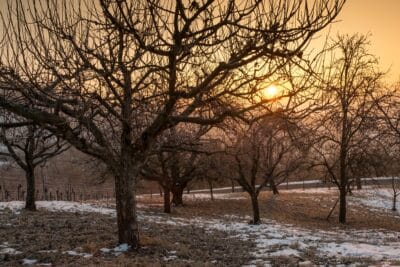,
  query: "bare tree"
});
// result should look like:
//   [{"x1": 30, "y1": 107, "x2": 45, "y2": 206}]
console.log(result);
[
  {"x1": 371, "y1": 83, "x2": 400, "y2": 211},
  {"x1": 142, "y1": 126, "x2": 213, "y2": 212},
  {"x1": 225, "y1": 116, "x2": 305, "y2": 224},
  {"x1": 0, "y1": 113, "x2": 67, "y2": 210},
  {"x1": 310, "y1": 34, "x2": 383, "y2": 223},
  {"x1": 0, "y1": 0, "x2": 345, "y2": 246}
]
